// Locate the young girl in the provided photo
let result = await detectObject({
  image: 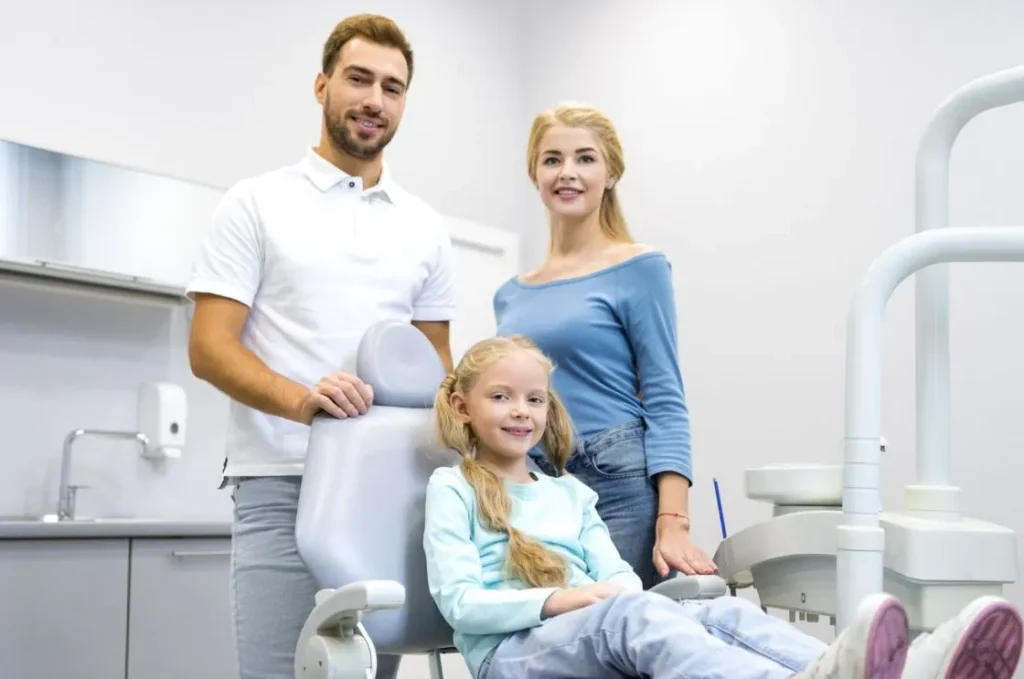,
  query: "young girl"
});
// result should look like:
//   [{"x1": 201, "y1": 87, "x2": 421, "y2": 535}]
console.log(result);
[{"x1": 423, "y1": 335, "x2": 1023, "y2": 679}]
